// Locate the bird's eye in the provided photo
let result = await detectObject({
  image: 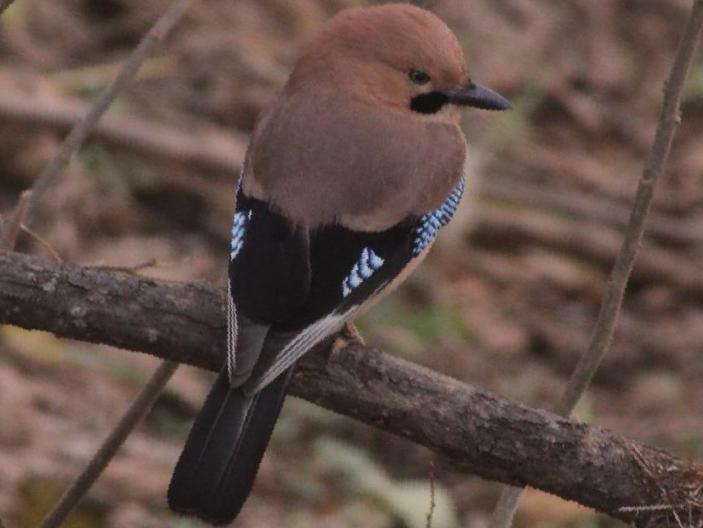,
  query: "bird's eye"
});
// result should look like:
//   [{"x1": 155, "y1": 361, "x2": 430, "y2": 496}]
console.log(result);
[{"x1": 408, "y1": 69, "x2": 431, "y2": 85}]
